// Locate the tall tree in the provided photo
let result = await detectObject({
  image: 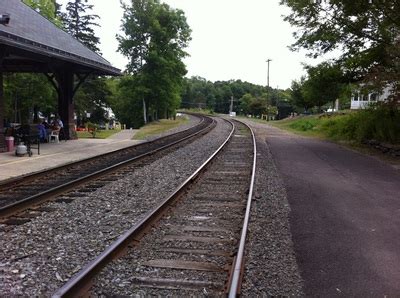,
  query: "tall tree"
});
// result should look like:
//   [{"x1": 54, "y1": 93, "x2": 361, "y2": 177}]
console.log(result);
[
  {"x1": 3, "y1": 74, "x2": 56, "y2": 124},
  {"x1": 281, "y1": 0, "x2": 400, "y2": 99},
  {"x1": 63, "y1": 0, "x2": 100, "y2": 53},
  {"x1": 118, "y1": 0, "x2": 191, "y2": 124},
  {"x1": 302, "y1": 62, "x2": 345, "y2": 112},
  {"x1": 23, "y1": 0, "x2": 63, "y2": 26},
  {"x1": 290, "y1": 78, "x2": 311, "y2": 113},
  {"x1": 61, "y1": 0, "x2": 112, "y2": 126}
]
